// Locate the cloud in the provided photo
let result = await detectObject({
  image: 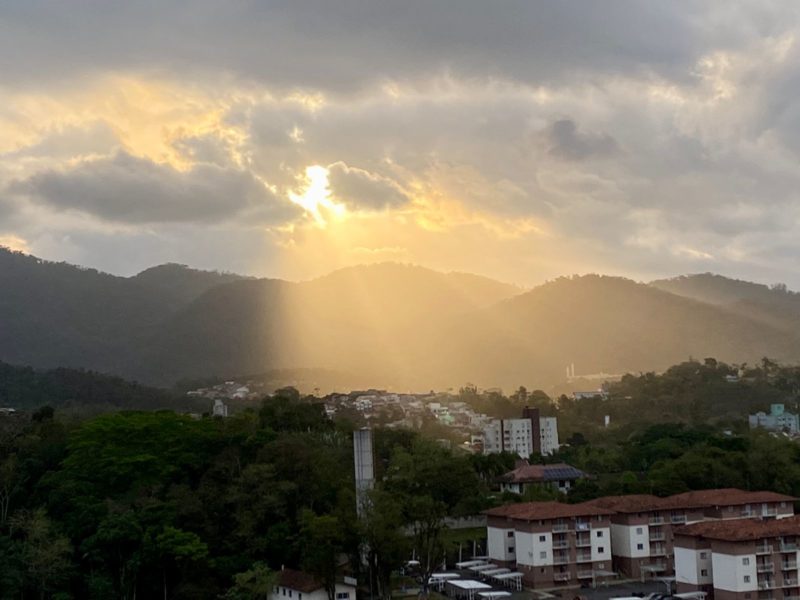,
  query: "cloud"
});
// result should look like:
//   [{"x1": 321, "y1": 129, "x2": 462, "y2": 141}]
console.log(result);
[
  {"x1": 327, "y1": 162, "x2": 410, "y2": 210},
  {"x1": 12, "y1": 151, "x2": 300, "y2": 225},
  {"x1": 545, "y1": 119, "x2": 619, "y2": 161}
]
